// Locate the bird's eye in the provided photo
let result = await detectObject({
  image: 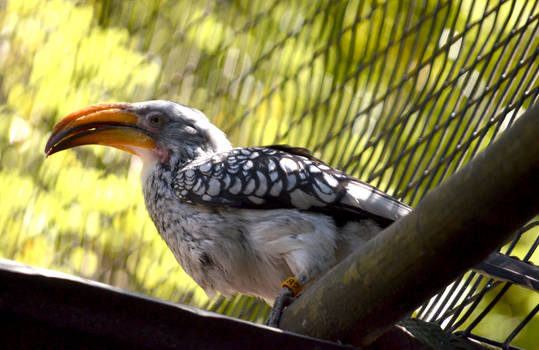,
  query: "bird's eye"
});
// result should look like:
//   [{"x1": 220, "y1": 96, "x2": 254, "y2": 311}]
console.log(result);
[{"x1": 147, "y1": 113, "x2": 165, "y2": 128}]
